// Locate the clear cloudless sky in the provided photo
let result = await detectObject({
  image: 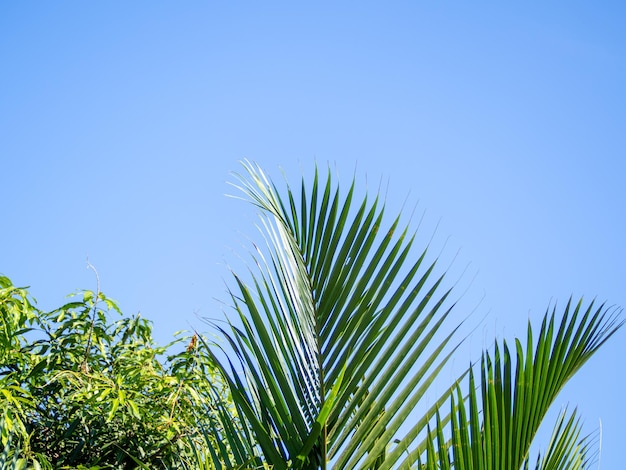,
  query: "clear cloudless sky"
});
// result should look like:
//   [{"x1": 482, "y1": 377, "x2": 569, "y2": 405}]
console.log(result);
[{"x1": 1, "y1": 2, "x2": 624, "y2": 467}]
